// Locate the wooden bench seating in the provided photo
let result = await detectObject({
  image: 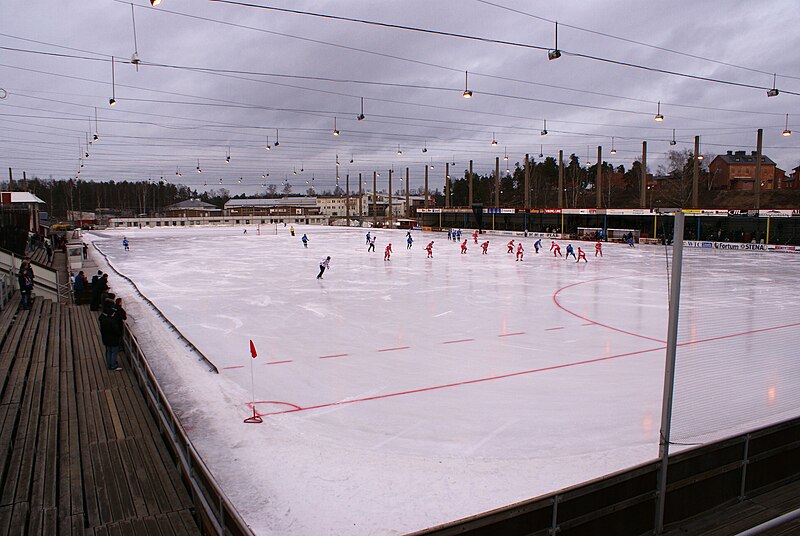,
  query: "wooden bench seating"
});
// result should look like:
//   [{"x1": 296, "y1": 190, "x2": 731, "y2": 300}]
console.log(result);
[{"x1": 0, "y1": 299, "x2": 200, "y2": 535}]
